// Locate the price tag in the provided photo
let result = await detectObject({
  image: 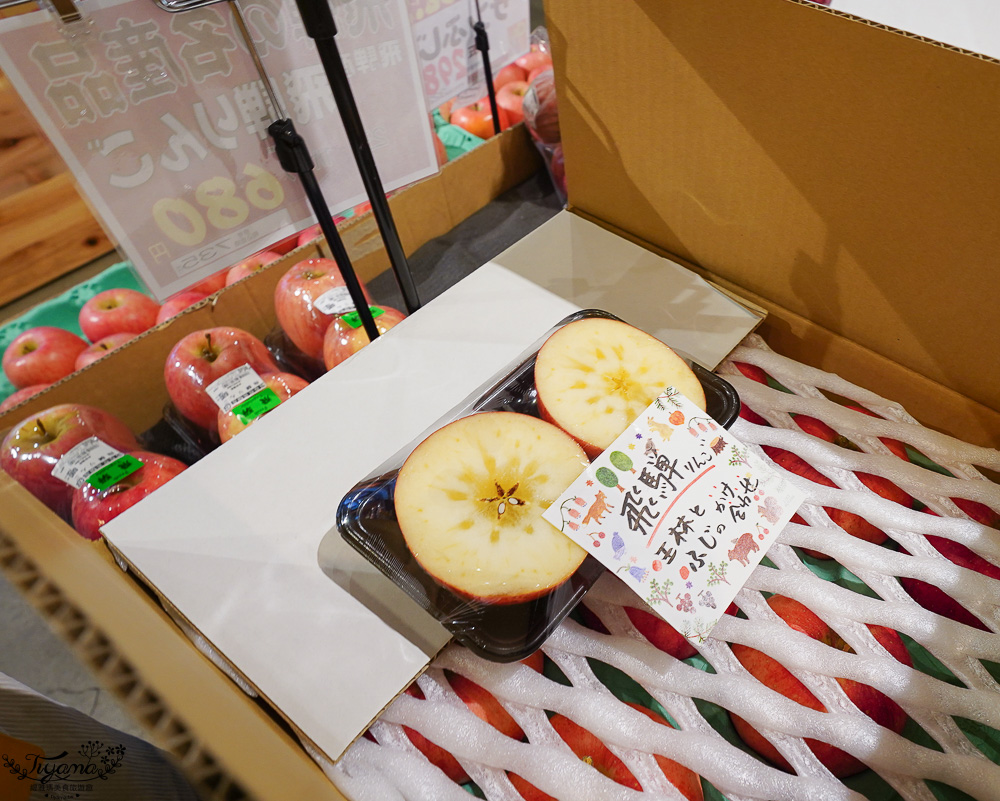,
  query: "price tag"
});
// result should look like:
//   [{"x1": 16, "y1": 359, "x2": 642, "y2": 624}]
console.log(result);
[
  {"x1": 206, "y1": 365, "x2": 267, "y2": 414},
  {"x1": 341, "y1": 306, "x2": 385, "y2": 329},
  {"x1": 232, "y1": 387, "x2": 282, "y2": 425},
  {"x1": 314, "y1": 286, "x2": 357, "y2": 315},
  {"x1": 53, "y1": 438, "x2": 140, "y2": 489},
  {"x1": 544, "y1": 389, "x2": 805, "y2": 643}
]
